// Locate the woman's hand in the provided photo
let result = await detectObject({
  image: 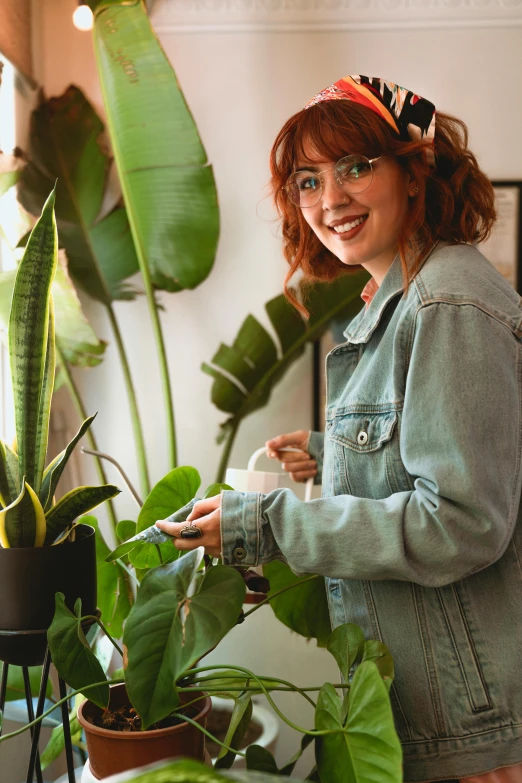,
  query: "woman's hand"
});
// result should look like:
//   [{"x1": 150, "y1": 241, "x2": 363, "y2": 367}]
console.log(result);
[
  {"x1": 155, "y1": 495, "x2": 222, "y2": 558},
  {"x1": 265, "y1": 430, "x2": 317, "y2": 482}
]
